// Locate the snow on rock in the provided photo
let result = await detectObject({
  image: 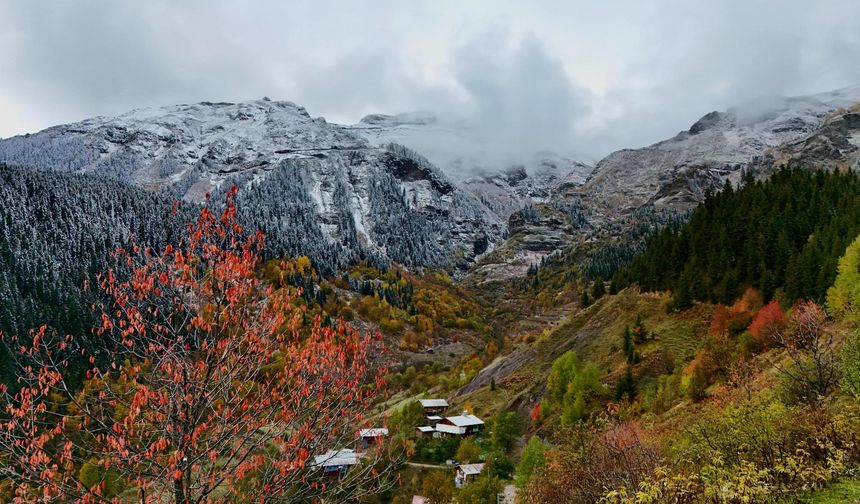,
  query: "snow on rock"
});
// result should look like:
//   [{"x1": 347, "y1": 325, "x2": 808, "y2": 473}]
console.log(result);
[
  {"x1": 0, "y1": 100, "x2": 508, "y2": 273},
  {"x1": 581, "y1": 85, "x2": 860, "y2": 215}
]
